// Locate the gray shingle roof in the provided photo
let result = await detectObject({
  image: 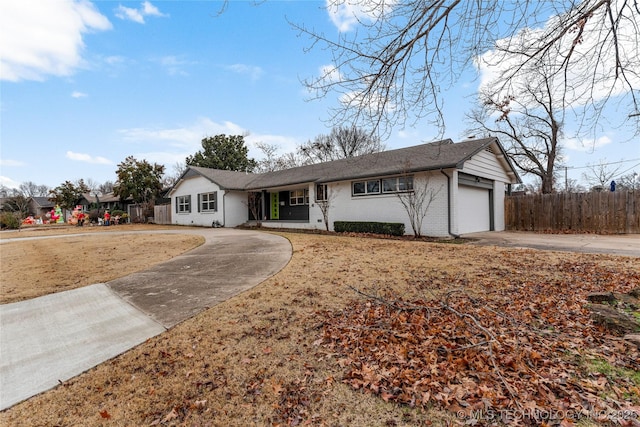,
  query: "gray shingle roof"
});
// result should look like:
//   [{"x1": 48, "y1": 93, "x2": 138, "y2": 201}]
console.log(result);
[
  {"x1": 181, "y1": 137, "x2": 520, "y2": 191},
  {"x1": 185, "y1": 167, "x2": 261, "y2": 190},
  {"x1": 30, "y1": 197, "x2": 55, "y2": 208}
]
